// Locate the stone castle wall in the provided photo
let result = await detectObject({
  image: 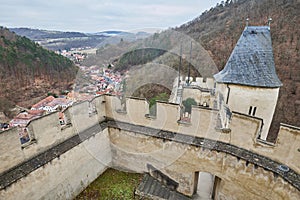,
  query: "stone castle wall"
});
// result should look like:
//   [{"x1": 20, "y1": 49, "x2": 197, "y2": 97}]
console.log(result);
[
  {"x1": 216, "y1": 83, "x2": 280, "y2": 140},
  {"x1": 104, "y1": 94, "x2": 299, "y2": 175},
  {"x1": 109, "y1": 127, "x2": 300, "y2": 199},
  {"x1": 0, "y1": 128, "x2": 111, "y2": 200},
  {"x1": 0, "y1": 94, "x2": 299, "y2": 199}
]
